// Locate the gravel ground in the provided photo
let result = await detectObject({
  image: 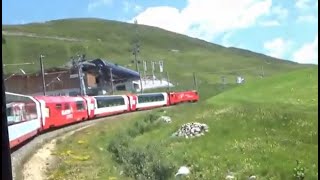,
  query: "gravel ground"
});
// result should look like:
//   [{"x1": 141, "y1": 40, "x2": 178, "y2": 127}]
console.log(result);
[
  {"x1": 10, "y1": 108, "x2": 170, "y2": 180},
  {"x1": 11, "y1": 119, "x2": 101, "y2": 180}
]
